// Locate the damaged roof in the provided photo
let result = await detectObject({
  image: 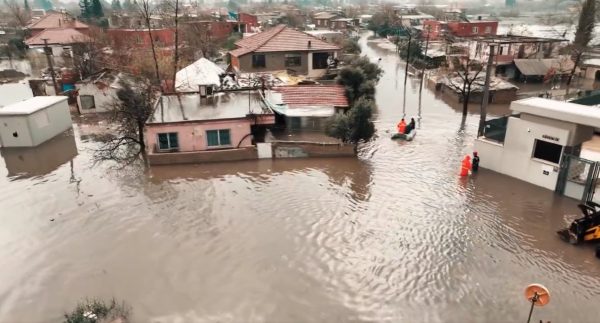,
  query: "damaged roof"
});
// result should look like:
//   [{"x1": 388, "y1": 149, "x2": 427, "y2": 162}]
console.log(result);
[
  {"x1": 514, "y1": 58, "x2": 574, "y2": 76},
  {"x1": 230, "y1": 25, "x2": 340, "y2": 57}
]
